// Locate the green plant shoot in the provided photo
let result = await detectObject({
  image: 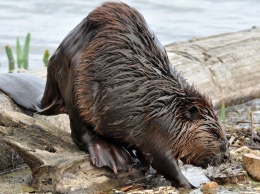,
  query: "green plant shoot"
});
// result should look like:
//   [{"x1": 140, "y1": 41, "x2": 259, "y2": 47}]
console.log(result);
[
  {"x1": 23, "y1": 33, "x2": 30, "y2": 70},
  {"x1": 220, "y1": 101, "x2": 226, "y2": 124},
  {"x1": 5, "y1": 33, "x2": 31, "y2": 72},
  {"x1": 16, "y1": 37, "x2": 23, "y2": 69},
  {"x1": 5, "y1": 45, "x2": 15, "y2": 73},
  {"x1": 43, "y1": 50, "x2": 50, "y2": 67}
]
